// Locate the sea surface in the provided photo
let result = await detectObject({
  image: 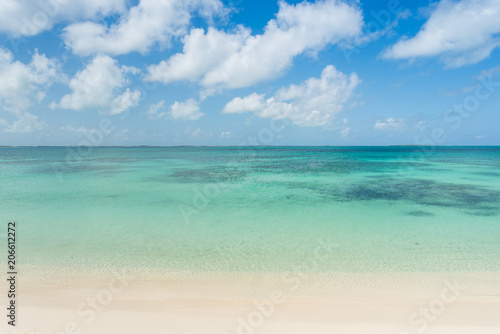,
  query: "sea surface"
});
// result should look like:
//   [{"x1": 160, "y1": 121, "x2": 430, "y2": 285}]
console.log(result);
[{"x1": 1, "y1": 147, "x2": 500, "y2": 272}]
